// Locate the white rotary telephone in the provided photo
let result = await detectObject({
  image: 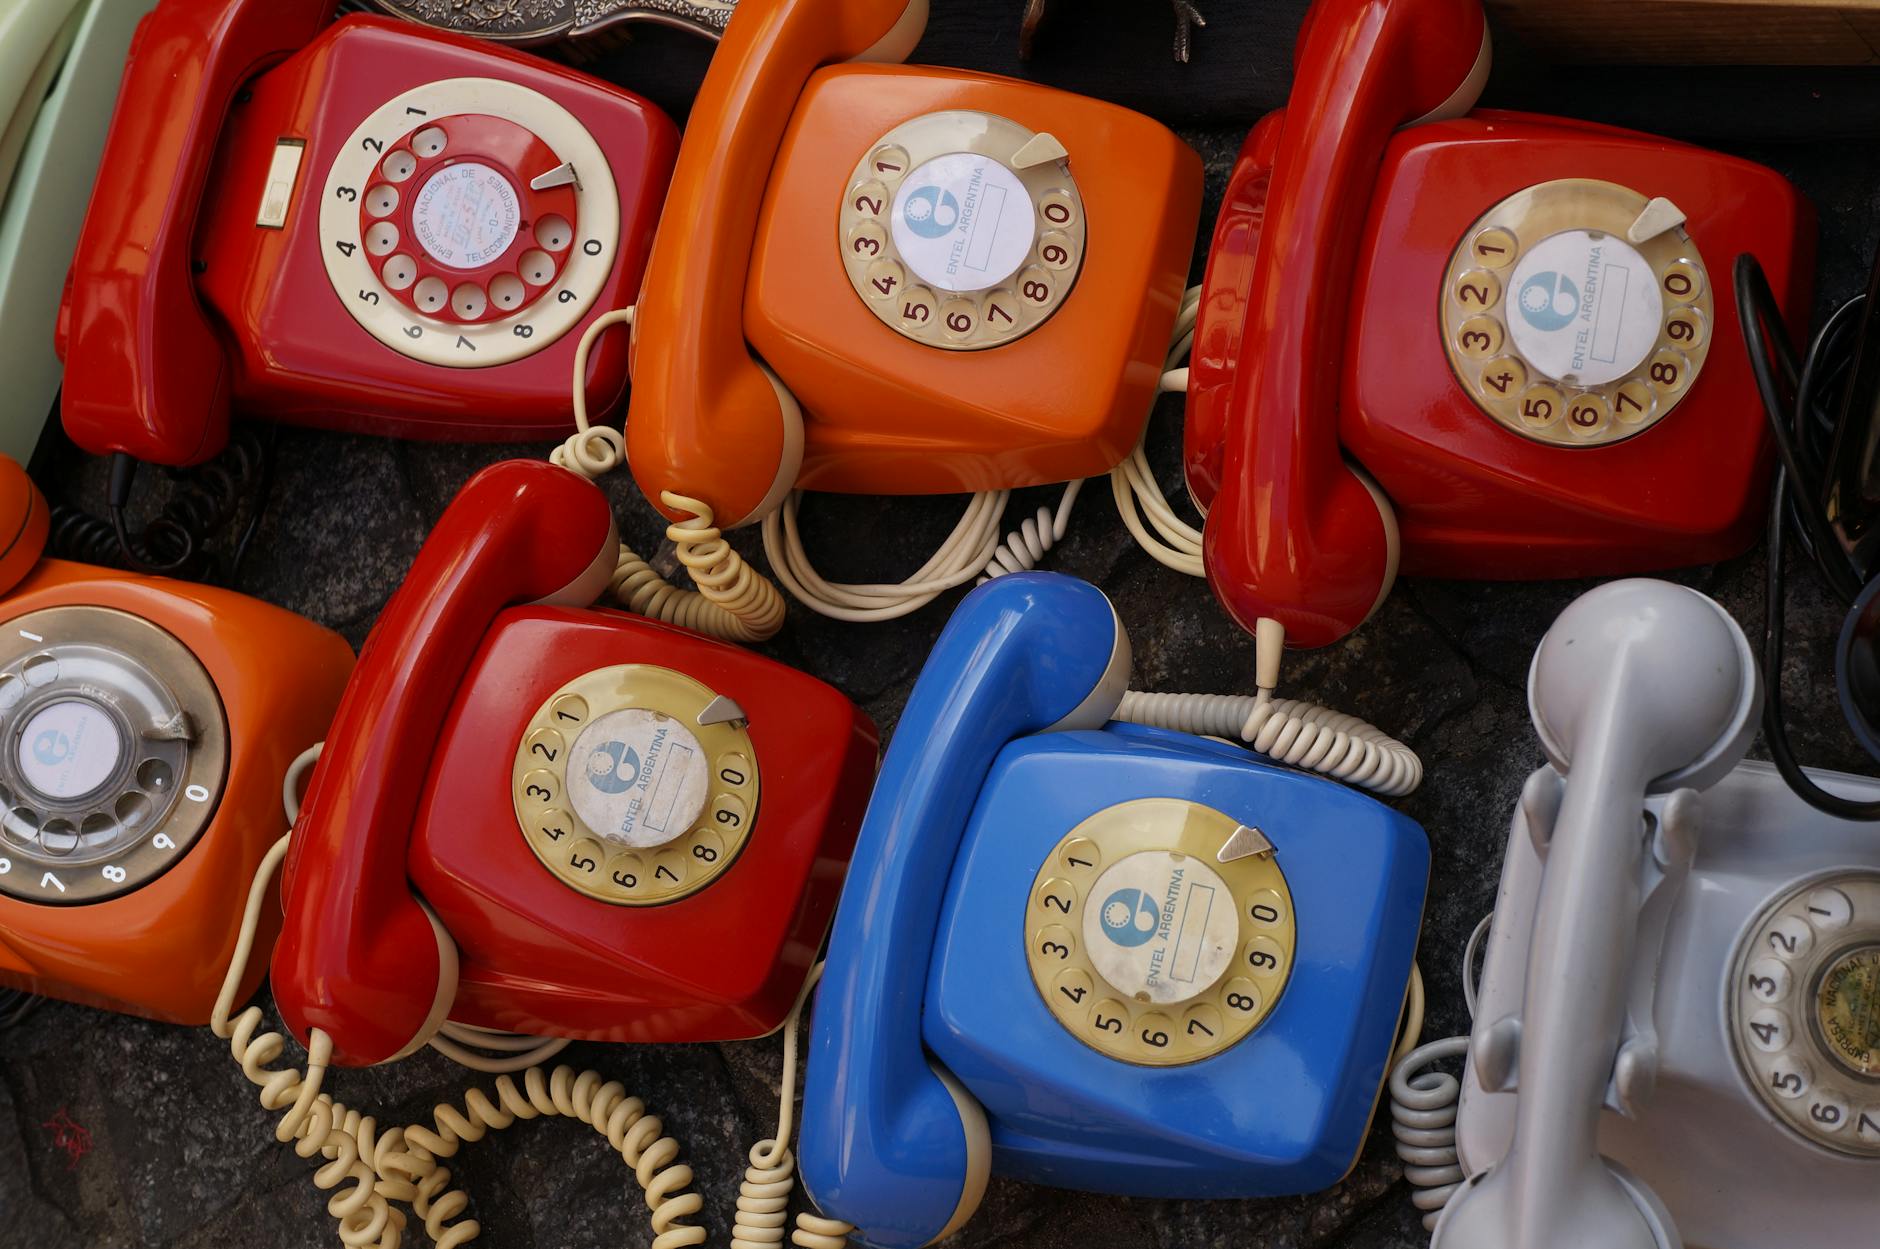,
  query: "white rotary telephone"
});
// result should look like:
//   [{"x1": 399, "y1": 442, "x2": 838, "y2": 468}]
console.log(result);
[{"x1": 1407, "y1": 579, "x2": 1880, "y2": 1249}]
